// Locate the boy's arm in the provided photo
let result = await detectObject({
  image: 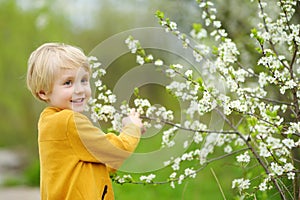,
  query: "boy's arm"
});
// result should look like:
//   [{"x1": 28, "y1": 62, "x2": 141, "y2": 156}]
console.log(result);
[{"x1": 68, "y1": 112, "x2": 141, "y2": 170}]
